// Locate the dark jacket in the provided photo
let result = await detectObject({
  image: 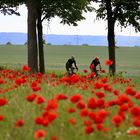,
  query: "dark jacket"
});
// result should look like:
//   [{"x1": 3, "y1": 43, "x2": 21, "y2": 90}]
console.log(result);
[
  {"x1": 66, "y1": 58, "x2": 77, "y2": 70},
  {"x1": 90, "y1": 59, "x2": 100, "y2": 67}
]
